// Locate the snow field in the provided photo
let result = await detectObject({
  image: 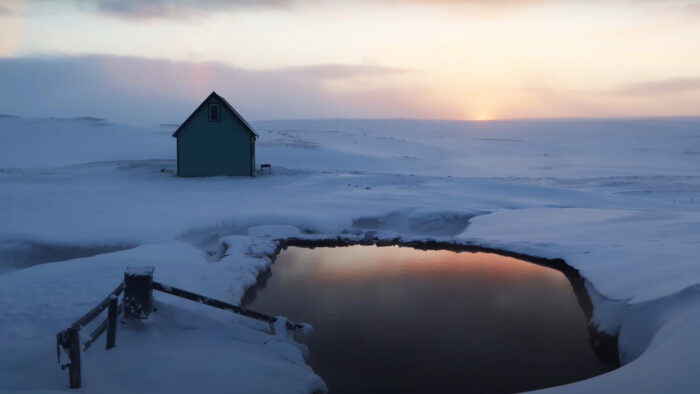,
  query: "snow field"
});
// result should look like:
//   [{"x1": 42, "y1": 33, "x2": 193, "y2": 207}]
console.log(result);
[{"x1": 1, "y1": 116, "x2": 699, "y2": 392}]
